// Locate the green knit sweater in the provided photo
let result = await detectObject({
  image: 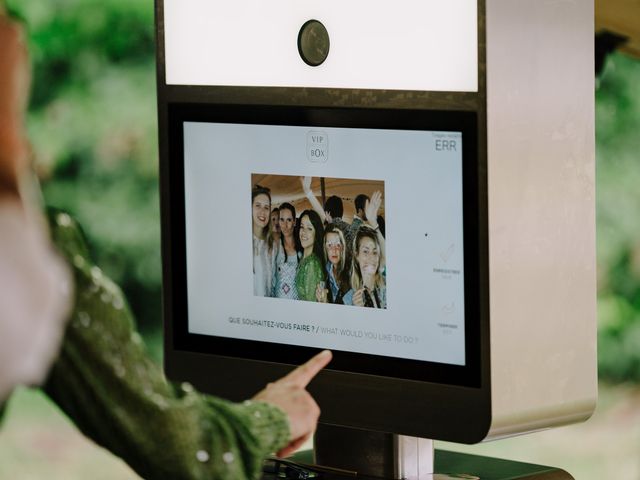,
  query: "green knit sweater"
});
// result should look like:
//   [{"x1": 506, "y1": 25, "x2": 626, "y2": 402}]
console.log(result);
[
  {"x1": 40, "y1": 209, "x2": 290, "y2": 480},
  {"x1": 295, "y1": 254, "x2": 324, "y2": 302}
]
